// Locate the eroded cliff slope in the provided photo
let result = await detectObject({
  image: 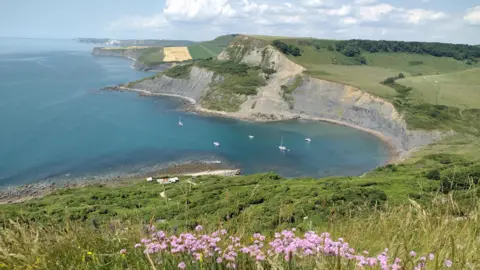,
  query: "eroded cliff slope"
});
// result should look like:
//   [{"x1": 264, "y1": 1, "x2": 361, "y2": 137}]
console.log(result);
[{"x1": 126, "y1": 35, "x2": 445, "y2": 158}]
